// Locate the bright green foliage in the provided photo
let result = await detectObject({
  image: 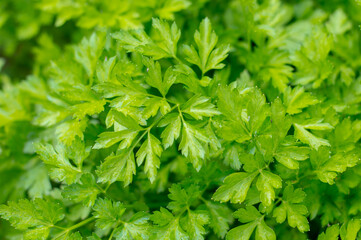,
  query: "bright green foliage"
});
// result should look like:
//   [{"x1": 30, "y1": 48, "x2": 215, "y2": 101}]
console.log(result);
[
  {"x1": 182, "y1": 17, "x2": 230, "y2": 74},
  {"x1": 318, "y1": 220, "x2": 361, "y2": 240},
  {"x1": 2, "y1": 0, "x2": 361, "y2": 239},
  {"x1": 63, "y1": 173, "x2": 100, "y2": 207},
  {"x1": 0, "y1": 198, "x2": 64, "y2": 239},
  {"x1": 273, "y1": 185, "x2": 309, "y2": 232},
  {"x1": 227, "y1": 206, "x2": 275, "y2": 240},
  {"x1": 35, "y1": 143, "x2": 82, "y2": 184},
  {"x1": 93, "y1": 198, "x2": 126, "y2": 231},
  {"x1": 92, "y1": 198, "x2": 150, "y2": 239}
]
